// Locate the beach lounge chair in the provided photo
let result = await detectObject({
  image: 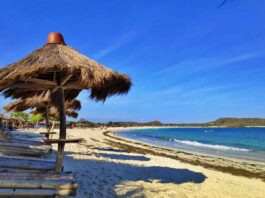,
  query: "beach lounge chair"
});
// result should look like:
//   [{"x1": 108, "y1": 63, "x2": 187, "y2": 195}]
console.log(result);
[
  {"x1": 0, "y1": 129, "x2": 51, "y2": 156},
  {"x1": 6, "y1": 135, "x2": 45, "y2": 145},
  {"x1": 2, "y1": 128, "x2": 45, "y2": 145},
  {"x1": 0, "y1": 141, "x2": 51, "y2": 157},
  {"x1": 0, "y1": 155, "x2": 56, "y2": 171},
  {"x1": 0, "y1": 171, "x2": 77, "y2": 197},
  {"x1": 0, "y1": 128, "x2": 51, "y2": 156}
]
